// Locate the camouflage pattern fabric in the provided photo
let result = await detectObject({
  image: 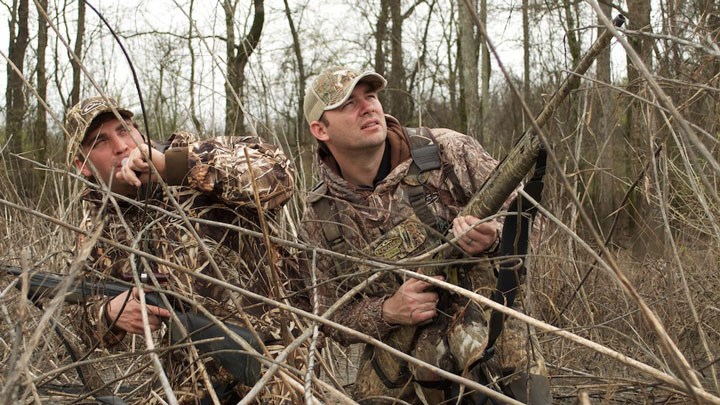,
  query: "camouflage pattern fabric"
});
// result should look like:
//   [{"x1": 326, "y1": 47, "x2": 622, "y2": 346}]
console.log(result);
[
  {"x1": 300, "y1": 116, "x2": 547, "y2": 403},
  {"x1": 64, "y1": 96, "x2": 134, "y2": 165},
  {"x1": 71, "y1": 132, "x2": 305, "y2": 404},
  {"x1": 303, "y1": 66, "x2": 386, "y2": 123}
]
